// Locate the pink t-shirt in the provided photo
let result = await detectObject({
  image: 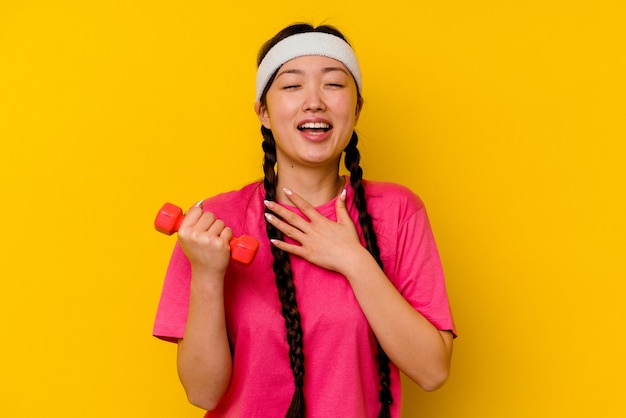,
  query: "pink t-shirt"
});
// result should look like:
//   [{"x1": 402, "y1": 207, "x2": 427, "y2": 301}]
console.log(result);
[{"x1": 153, "y1": 179, "x2": 455, "y2": 417}]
